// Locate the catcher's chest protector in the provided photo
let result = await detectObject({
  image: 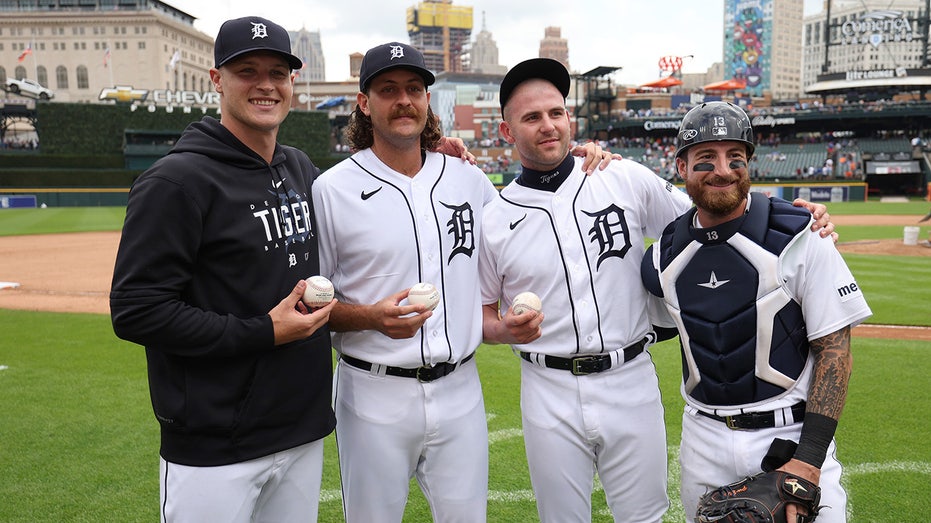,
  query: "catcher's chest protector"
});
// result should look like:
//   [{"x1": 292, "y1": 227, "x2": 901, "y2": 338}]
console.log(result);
[{"x1": 649, "y1": 194, "x2": 812, "y2": 407}]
